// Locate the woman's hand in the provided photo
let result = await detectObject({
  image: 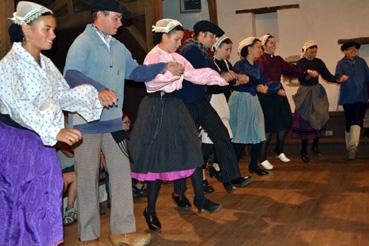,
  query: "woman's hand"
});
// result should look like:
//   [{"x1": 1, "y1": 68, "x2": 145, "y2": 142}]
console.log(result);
[
  {"x1": 307, "y1": 69, "x2": 319, "y2": 78},
  {"x1": 337, "y1": 74, "x2": 349, "y2": 83},
  {"x1": 277, "y1": 89, "x2": 286, "y2": 97},
  {"x1": 235, "y1": 73, "x2": 250, "y2": 85},
  {"x1": 57, "y1": 128, "x2": 82, "y2": 146}
]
